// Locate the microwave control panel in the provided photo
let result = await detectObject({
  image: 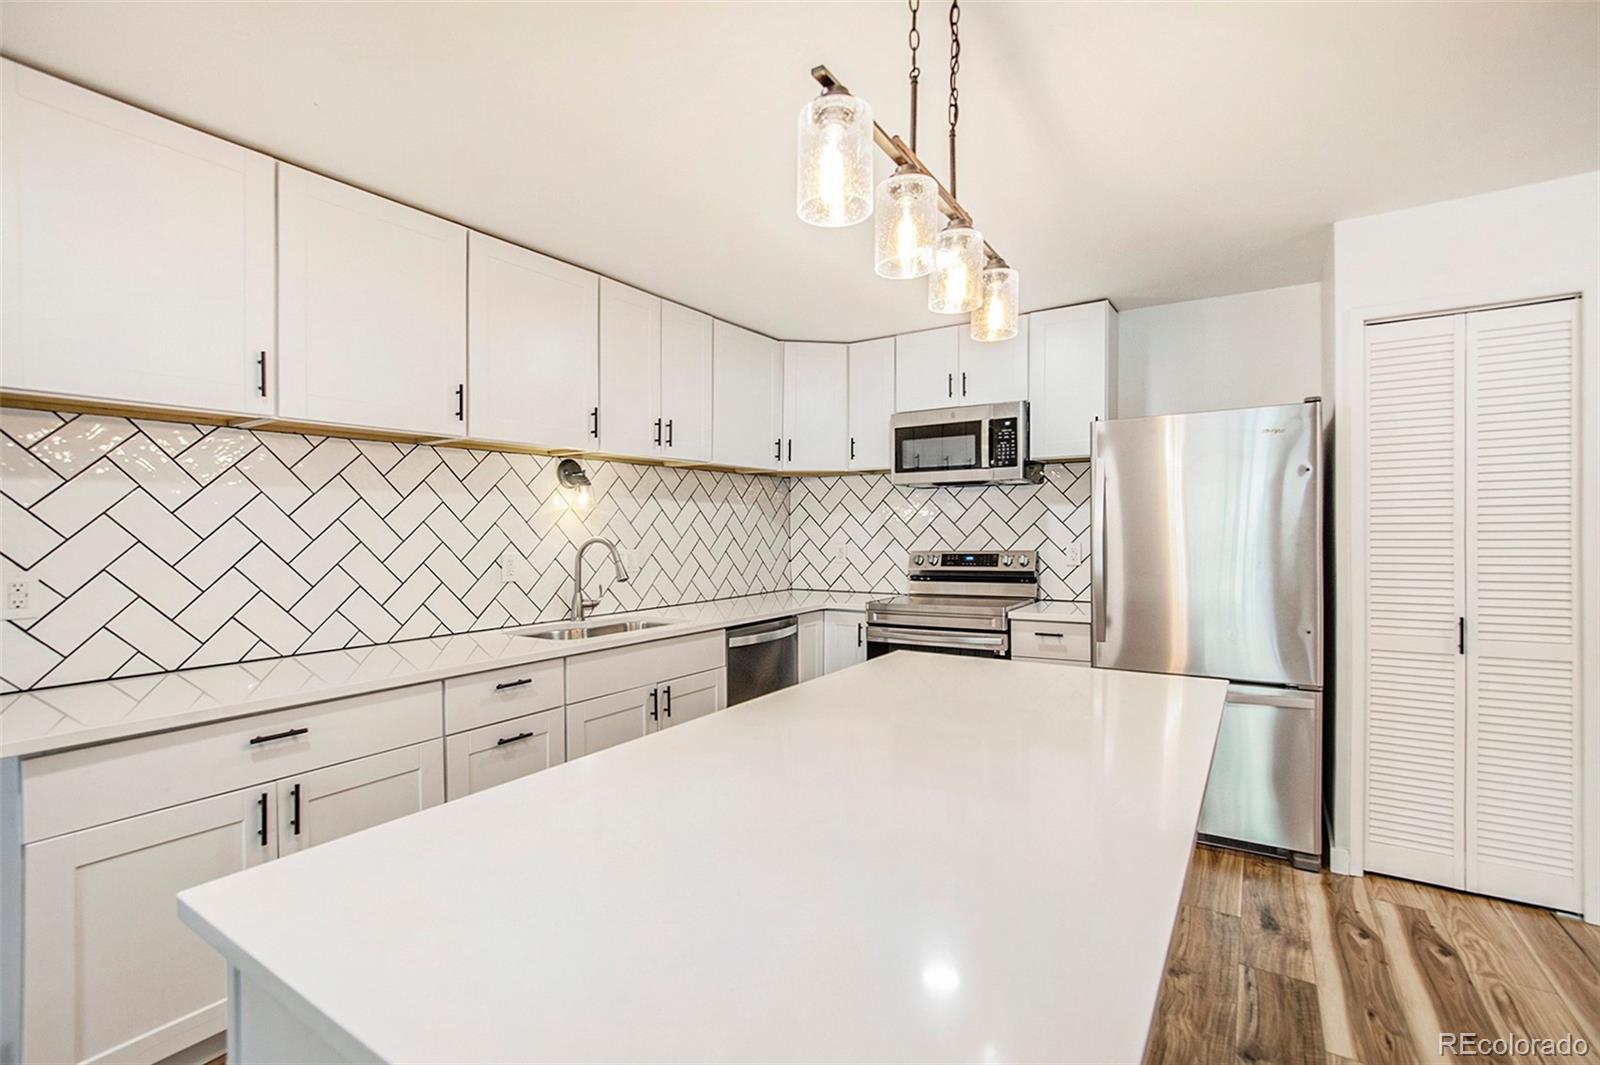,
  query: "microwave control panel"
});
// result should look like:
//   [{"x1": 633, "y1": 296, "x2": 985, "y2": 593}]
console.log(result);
[{"x1": 988, "y1": 418, "x2": 1019, "y2": 468}]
